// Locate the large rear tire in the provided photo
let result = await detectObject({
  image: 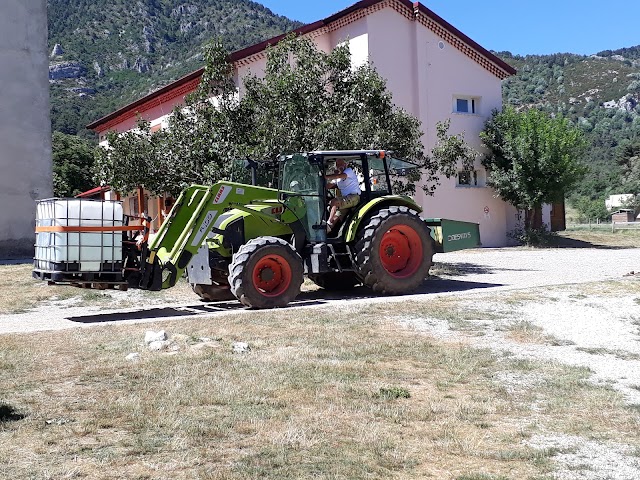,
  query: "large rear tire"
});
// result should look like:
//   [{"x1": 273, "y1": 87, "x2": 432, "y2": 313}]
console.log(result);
[
  {"x1": 354, "y1": 206, "x2": 433, "y2": 294},
  {"x1": 308, "y1": 271, "x2": 360, "y2": 290},
  {"x1": 228, "y1": 237, "x2": 303, "y2": 309}
]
